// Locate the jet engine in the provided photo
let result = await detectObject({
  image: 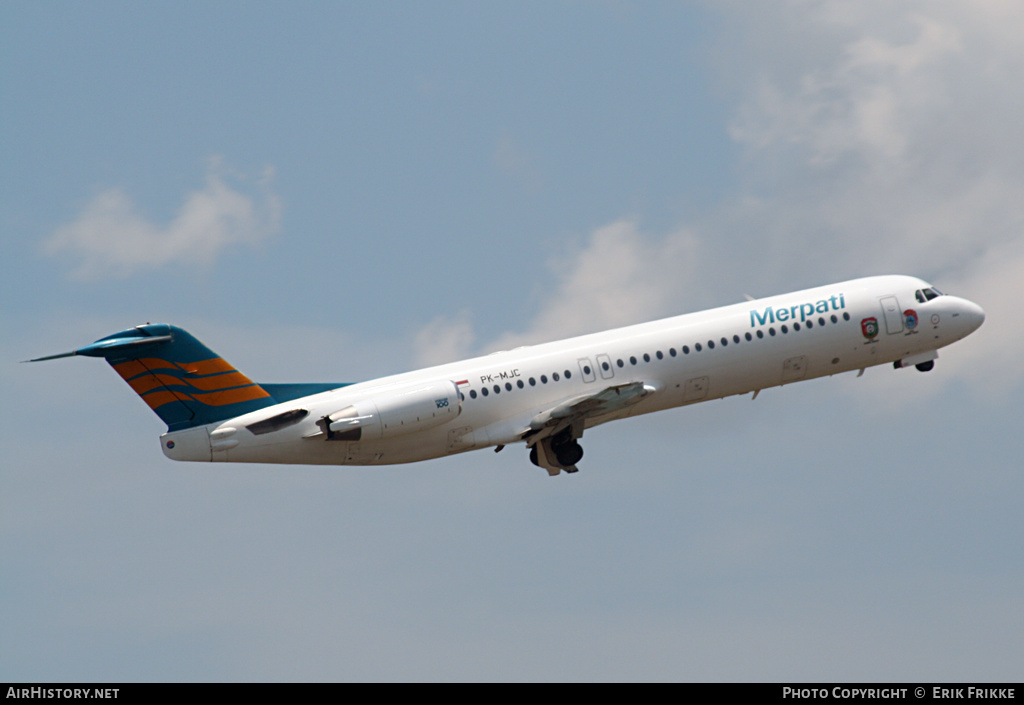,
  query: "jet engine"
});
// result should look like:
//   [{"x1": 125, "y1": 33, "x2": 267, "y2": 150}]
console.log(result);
[{"x1": 319, "y1": 379, "x2": 461, "y2": 442}]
